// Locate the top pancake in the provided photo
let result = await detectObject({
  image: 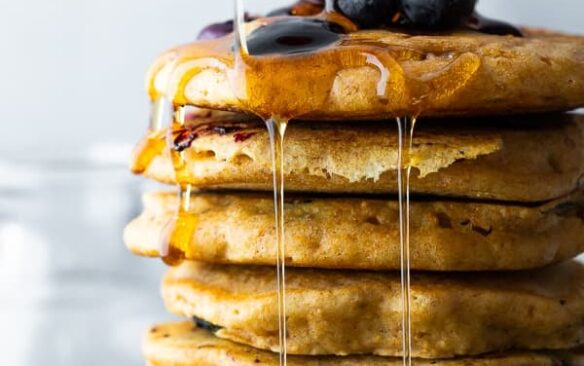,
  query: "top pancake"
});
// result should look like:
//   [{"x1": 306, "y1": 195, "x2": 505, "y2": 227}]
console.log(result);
[{"x1": 147, "y1": 24, "x2": 584, "y2": 119}]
